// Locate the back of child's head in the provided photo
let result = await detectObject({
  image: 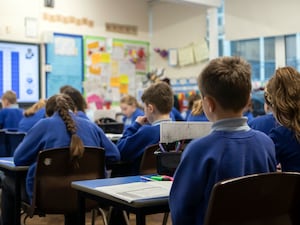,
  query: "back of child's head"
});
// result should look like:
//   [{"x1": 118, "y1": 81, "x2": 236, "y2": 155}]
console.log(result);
[
  {"x1": 120, "y1": 95, "x2": 139, "y2": 107},
  {"x1": 188, "y1": 94, "x2": 201, "y2": 110},
  {"x1": 61, "y1": 86, "x2": 87, "y2": 112},
  {"x1": 265, "y1": 66, "x2": 300, "y2": 140},
  {"x1": 2, "y1": 90, "x2": 17, "y2": 104},
  {"x1": 198, "y1": 56, "x2": 252, "y2": 112},
  {"x1": 141, "y1": 82, "x2": 174, "y2": 114},
  {"x1": 46, "y1": 94, "x2": 84, "y2": 165}
]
